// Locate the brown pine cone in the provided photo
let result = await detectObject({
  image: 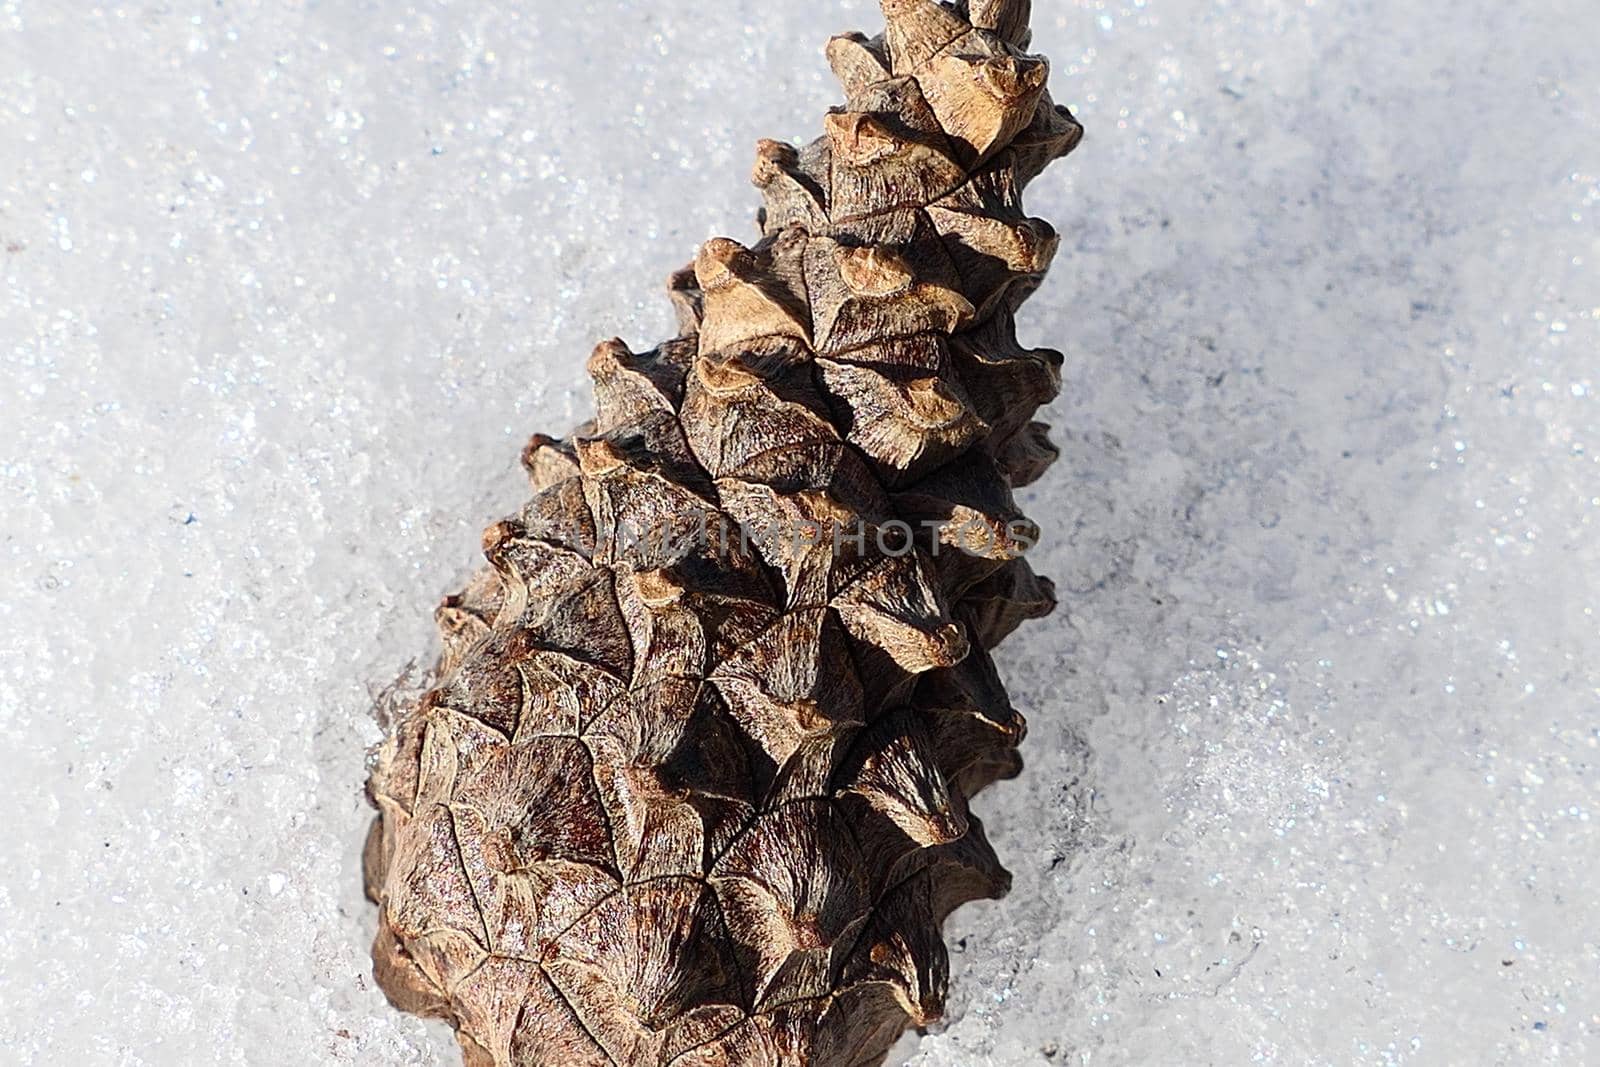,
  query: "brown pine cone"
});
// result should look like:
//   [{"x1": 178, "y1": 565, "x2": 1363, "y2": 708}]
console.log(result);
[{"x1": 364, "y1": 1, "x2": 1081, "y2": 1062}]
